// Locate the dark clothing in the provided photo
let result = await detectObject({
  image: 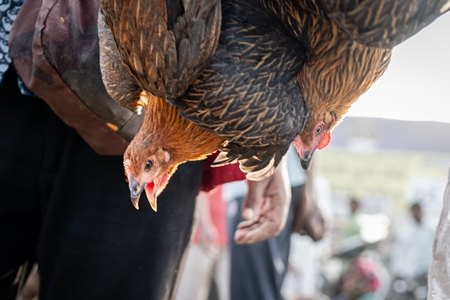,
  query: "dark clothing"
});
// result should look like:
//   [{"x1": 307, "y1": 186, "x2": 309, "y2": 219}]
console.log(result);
[
  {"x1": 229, "y1": 185, "x2": 300, "y2": 300},
  {"x1": 0, "y1": 66, "x2": 202, "y2": 299}
]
